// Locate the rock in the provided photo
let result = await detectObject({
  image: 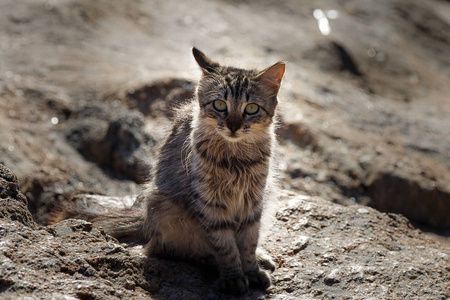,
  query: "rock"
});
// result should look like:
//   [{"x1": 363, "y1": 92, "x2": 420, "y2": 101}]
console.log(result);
[
  {"x1": 0, "y1": 164, "x2": 36, "y2": 228},
  {"x1": 1, "y1": 167, "x2": 448, "y2": 299},
  {"x1": 303, "y1": 40, "x2": 363, "y2": 77},
  {"x1": 366, "y1": 170, "x2": 450, "y2": 228},
  {"x1": 65, "y1": 105, "x2": 155, "y2": 183},
  {"x1": 0, "y1": 218, "x2": 157, "y2": 299},
  {"x1": 279, "y1": 111, "x2": 450, "y2": 230},
  {"x1": 324, "y1": 268, "x2": 340, "y2": 285},
  {"x1": 277, "y1": 122, "x2": 320, "y2": 150},
  {"x1": 0, "y1": 0, "x2": 449, "y2": 298},
  {"x1": 268, "y1": 194, "x2": 449, "y2": 299},
  {"x1": 290, "y1": 235, "x2": 310, "y2": 254},
  {"x1": 119, "y1": 78, "x2": 195, "y2": 119}
]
